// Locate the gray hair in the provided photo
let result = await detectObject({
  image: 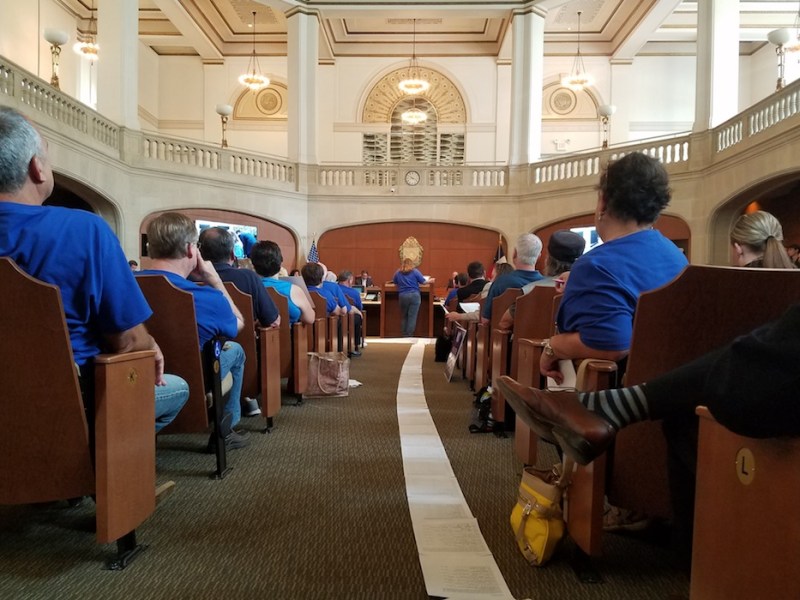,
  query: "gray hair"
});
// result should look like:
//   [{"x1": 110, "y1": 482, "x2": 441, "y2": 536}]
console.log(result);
[
  {"x1": 515, "y1": 233, "x2": 543, "y2": 266},
  {"x1": 0, "y1": 106, "x2": 44, "y2": 195}
]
